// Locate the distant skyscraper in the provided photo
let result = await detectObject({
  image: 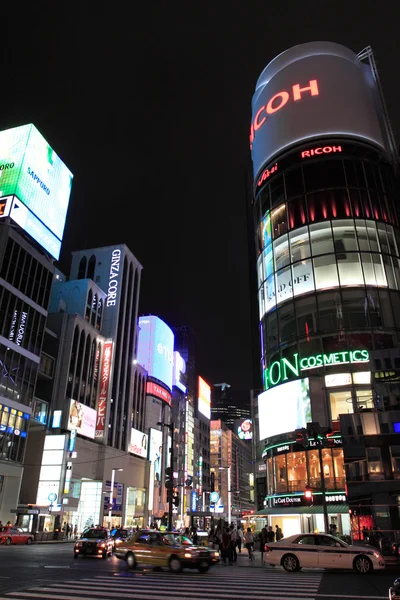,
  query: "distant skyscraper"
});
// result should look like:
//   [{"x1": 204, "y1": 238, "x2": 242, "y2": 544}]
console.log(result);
[{"x1": 211, "y1": 383, "x2": 250, "y2": 429}]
